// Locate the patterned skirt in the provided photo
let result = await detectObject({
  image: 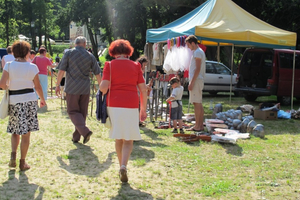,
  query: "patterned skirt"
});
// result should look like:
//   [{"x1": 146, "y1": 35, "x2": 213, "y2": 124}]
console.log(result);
[{"x1": 7, "y1": 101, "x2": 39, "y2": 135}]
